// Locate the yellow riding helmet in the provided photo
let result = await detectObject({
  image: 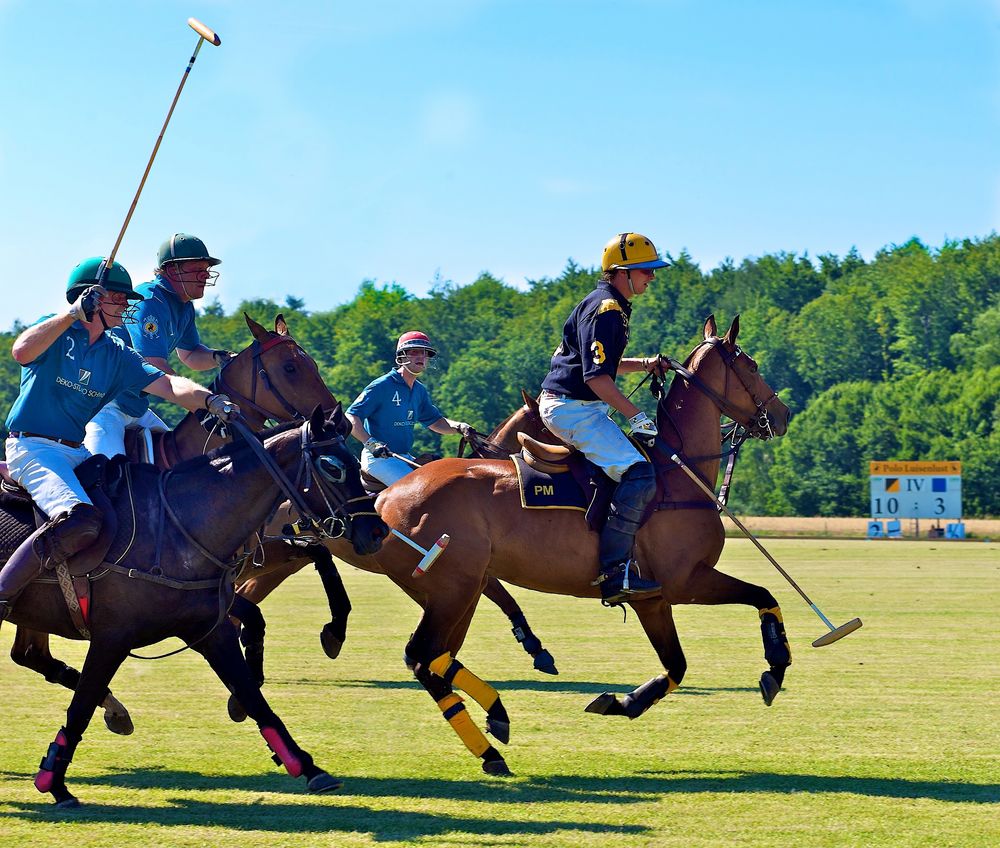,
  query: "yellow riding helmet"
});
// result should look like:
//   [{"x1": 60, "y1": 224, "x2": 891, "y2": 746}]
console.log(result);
[{"x1": 601, "y1": 232, "x2": 671, "y2": 272}]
